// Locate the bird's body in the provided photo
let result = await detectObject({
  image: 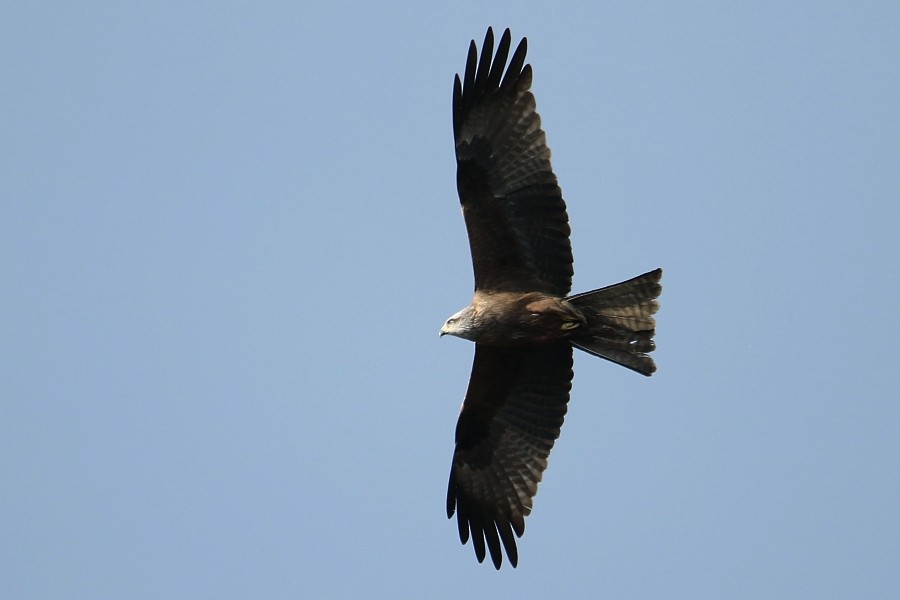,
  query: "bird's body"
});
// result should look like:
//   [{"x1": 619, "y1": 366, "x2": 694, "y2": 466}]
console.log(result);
[
  {"x1": 442, "y1": 27, "x2": 662, "y2": 569},
  {"x1": 442, "y1": 291, "x2": 585, "y2": 345}
]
